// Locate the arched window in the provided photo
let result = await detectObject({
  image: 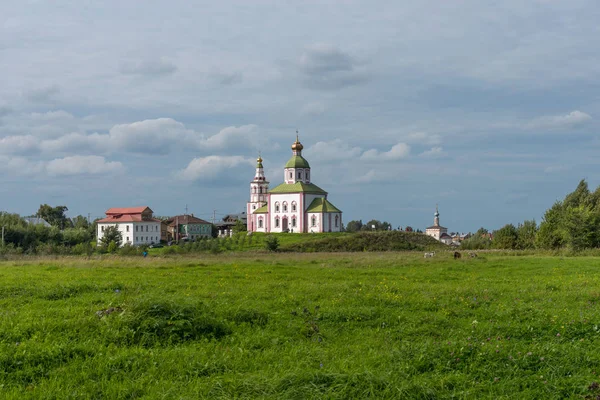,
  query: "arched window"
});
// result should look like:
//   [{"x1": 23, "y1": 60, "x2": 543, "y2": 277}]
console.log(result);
[
  {"x1": 252, "y1": 187, "x2": 256, "y2": 193},
  {"x1": 298, "y1": 171, "x2": 302, "y2": 179},
  {"x1": 258, "y1": 218, "x2": 263, "y2": 228},
  {"x1": 291, "y1": 202, "x2": 297, "y2": 212},
  {"x1": 283, "y1": 202, "x2": 288, "y2": 213},
  {"x1": 275, "y1": 217, "x2": 280, "y2": 228},
  {"x1": 275, "y1": 202, "x2": 280, "y2": 213},
  {"x1": 335, "y1": 215, "x2": 339, "y2": 227},
  {"x1": 289, "y1": 172, "x2": 292, "y2": 179},
  {"x1": 306, "y1": 172, "x2": 310, "y2": 182},
  {"x1": 292, "y1": 217, "x2": 297, "y2": 228},
  {"x1": 311, "y1": 216, "x2": 316, "y2": 227}
]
